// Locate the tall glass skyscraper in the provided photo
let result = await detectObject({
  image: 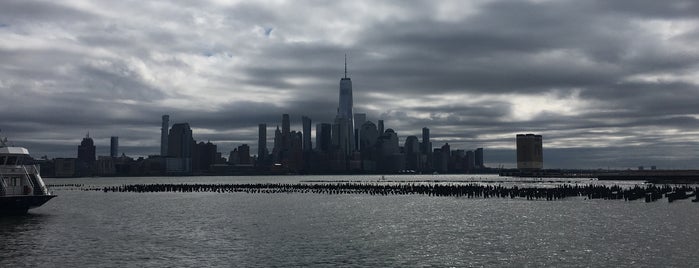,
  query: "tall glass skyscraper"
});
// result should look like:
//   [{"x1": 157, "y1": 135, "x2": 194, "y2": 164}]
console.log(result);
[
  {"x1": 161, "y1": 115, "x2": 169, "y2": 156},
  {"x1": 336, "y1": 55, "x2": 354, "y2": 155}
]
